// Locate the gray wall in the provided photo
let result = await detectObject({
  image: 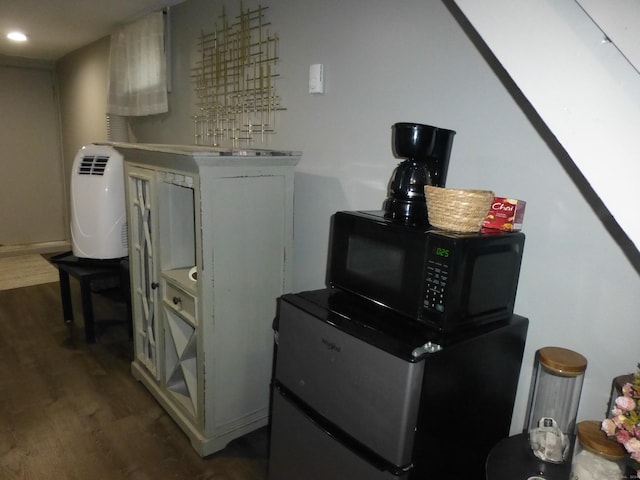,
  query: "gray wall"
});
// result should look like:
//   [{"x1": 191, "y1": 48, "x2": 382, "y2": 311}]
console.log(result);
[
  {"x1": 0, "y1": 63, "x2": 67, "y2": 254},
  {"x1": 56, "y1": 35, "x2": 111, "y2": 210},
  {"x1": 453, "y1": 0, "x2": 640, "y2": 255},
  {"x1": 65, "y1": 0, "x2": 639, "y2": 433}
]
